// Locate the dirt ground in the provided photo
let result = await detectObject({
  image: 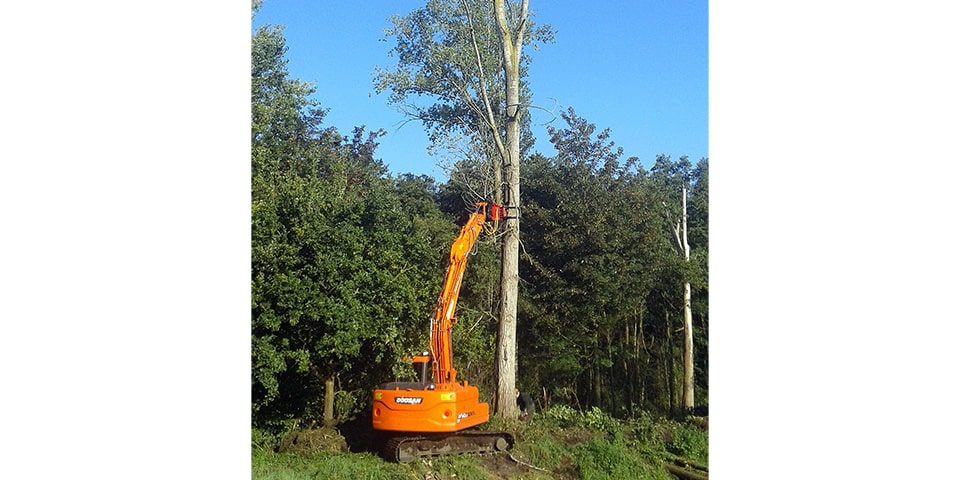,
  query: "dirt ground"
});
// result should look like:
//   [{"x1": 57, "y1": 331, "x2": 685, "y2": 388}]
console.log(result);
[{"x1": 477, "y1": 452, "x2": 529, "y2": 478}]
